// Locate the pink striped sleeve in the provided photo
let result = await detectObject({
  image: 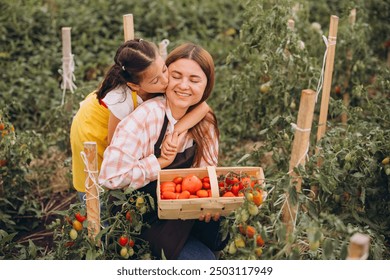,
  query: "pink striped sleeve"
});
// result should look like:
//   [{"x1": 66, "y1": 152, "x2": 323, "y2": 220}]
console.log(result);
[{"x1": 98, "y1": 98, "x2": 165, "y2": 189}]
